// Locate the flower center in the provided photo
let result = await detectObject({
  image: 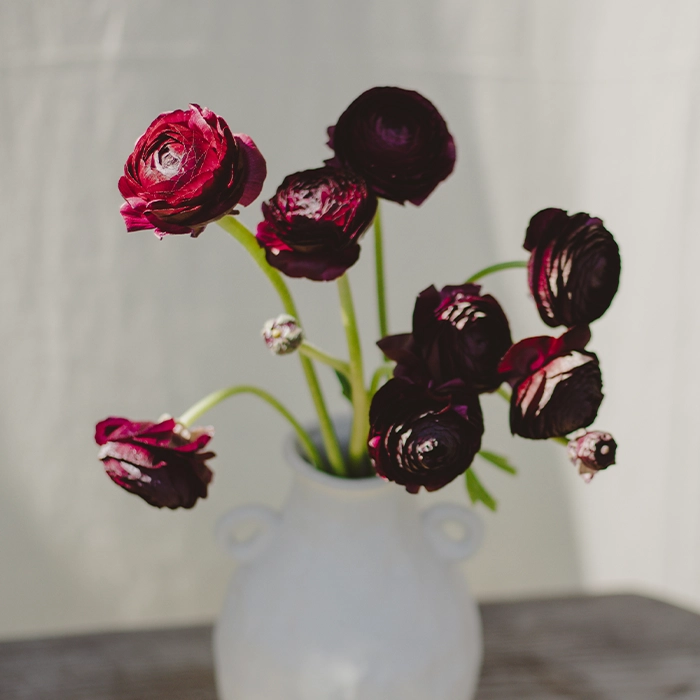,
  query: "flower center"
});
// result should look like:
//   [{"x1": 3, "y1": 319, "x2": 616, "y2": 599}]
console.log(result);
[
  {"x1": 416, "y1": 437, "x2": 438, "y2": 456},
  {"x1": 376, "y1": 117, "x2": 411, "y2": 147},
  {"x1": 155, "y1": 144, "x2": 184, "y2": 178}
]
